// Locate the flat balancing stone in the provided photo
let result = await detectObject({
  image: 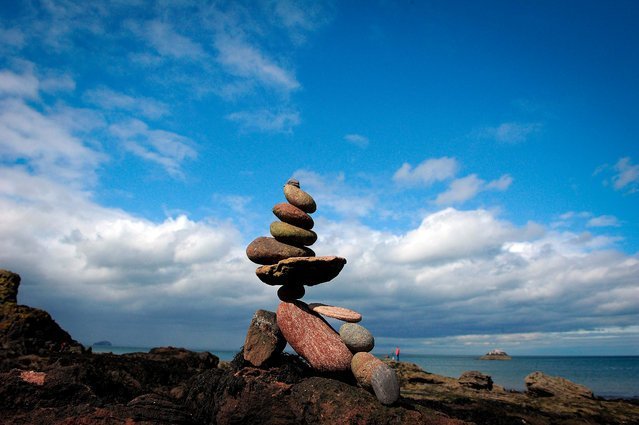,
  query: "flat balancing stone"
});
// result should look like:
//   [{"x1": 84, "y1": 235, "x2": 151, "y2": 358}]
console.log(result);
[
  {"x1": 255, "y1": 256, "x2": 346, "y2": 286},
  {"x1": 308, "y1": 303, "x2": 362, "y2": 323}
]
